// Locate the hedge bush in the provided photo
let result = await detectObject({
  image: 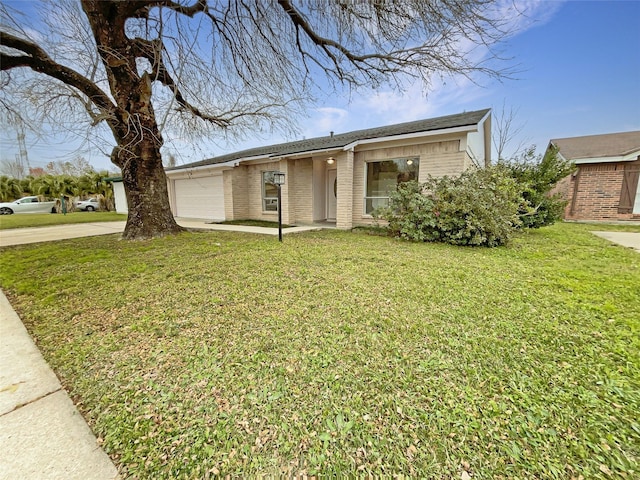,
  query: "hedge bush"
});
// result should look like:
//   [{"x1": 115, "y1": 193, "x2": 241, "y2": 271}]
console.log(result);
[
  {"x1": 376, "y1": 166, "x2": 525, "y2": 247},
  {"x1": 498, "y1": 145, "x2": 575, "y2": 228}
]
